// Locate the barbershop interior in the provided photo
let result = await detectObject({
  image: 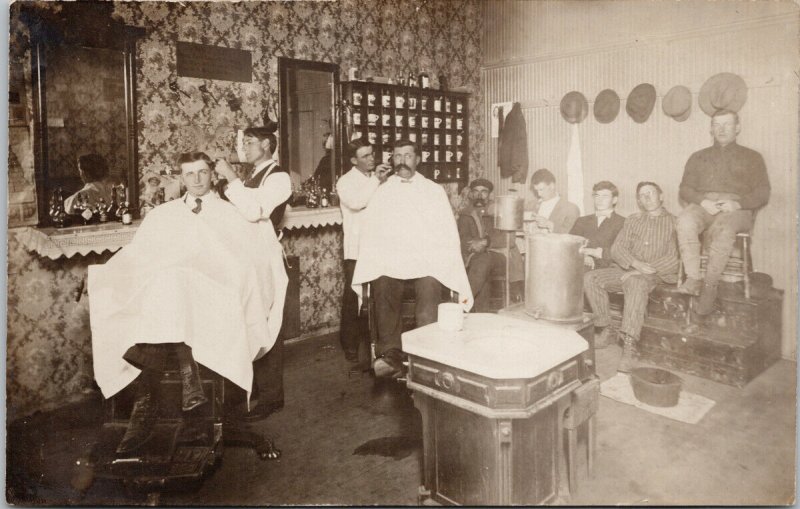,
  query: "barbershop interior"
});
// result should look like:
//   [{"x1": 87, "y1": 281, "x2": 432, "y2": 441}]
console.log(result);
[{"x1": 6, "y1": 0, "x2": 798, "y2": 506}]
